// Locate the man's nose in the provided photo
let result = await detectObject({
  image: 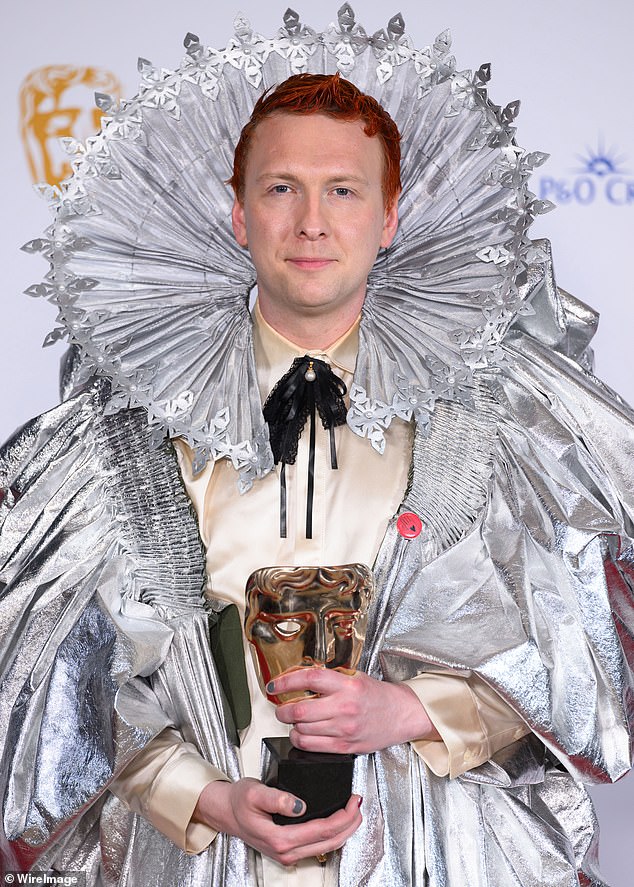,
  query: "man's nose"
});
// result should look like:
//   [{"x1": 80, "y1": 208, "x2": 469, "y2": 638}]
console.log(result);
[{"x1": 295, "y1": 193, "x2": 329, "y2": 240}]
